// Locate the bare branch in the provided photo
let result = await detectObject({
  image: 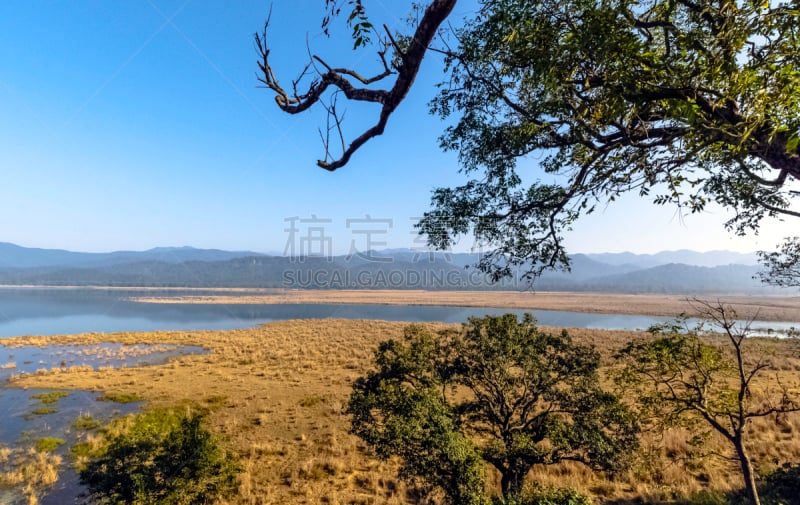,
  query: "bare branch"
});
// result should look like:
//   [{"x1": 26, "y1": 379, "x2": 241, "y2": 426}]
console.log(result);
[{"x1": 256, "y1": 0, "x2": 458, "y2": 171}]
